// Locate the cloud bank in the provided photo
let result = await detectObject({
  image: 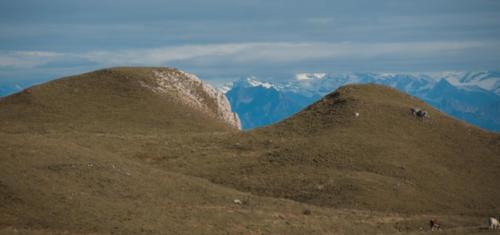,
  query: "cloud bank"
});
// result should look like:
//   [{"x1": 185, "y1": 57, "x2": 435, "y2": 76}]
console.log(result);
[
  {"x1": 0, "y1": 0, "x2": 499, "y2": 82},
  {"x1": 2, "y1": 41, "x2": 498, "y2": 71}
]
